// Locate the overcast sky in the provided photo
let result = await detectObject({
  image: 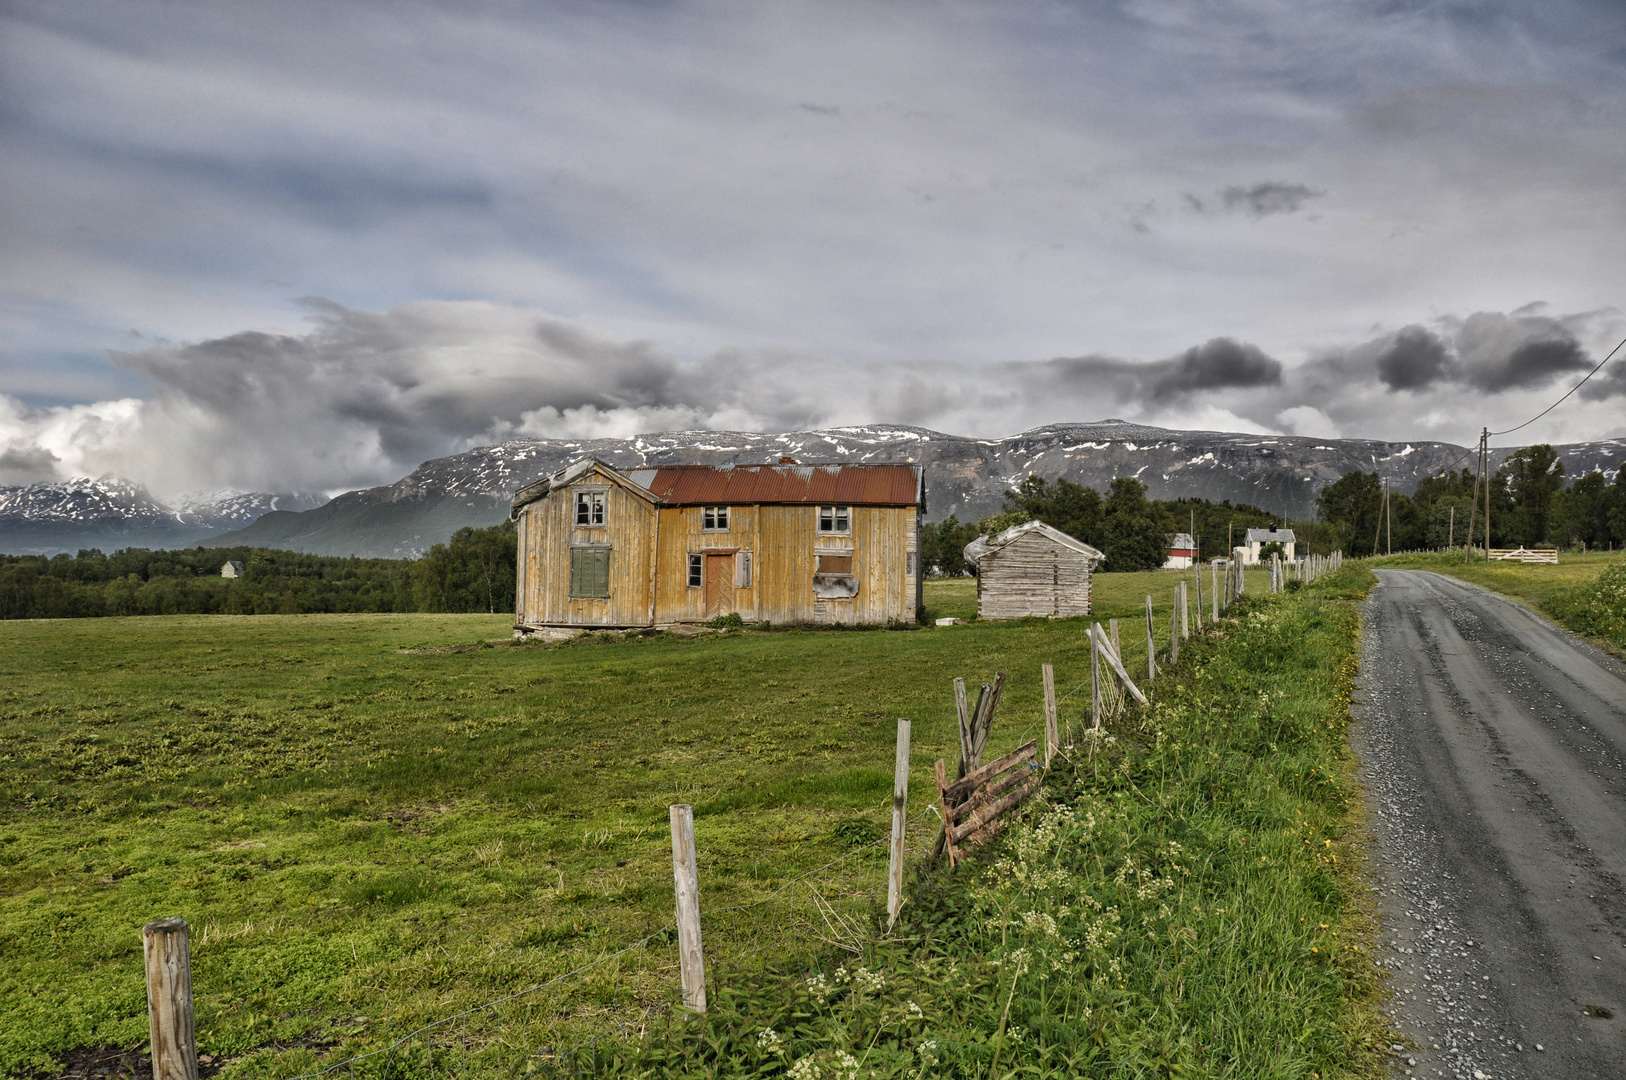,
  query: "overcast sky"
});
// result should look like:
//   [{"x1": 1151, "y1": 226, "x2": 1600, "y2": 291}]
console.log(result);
[{"x1": 3, "y1": 0, "x2": 1625, "y2": 497}]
